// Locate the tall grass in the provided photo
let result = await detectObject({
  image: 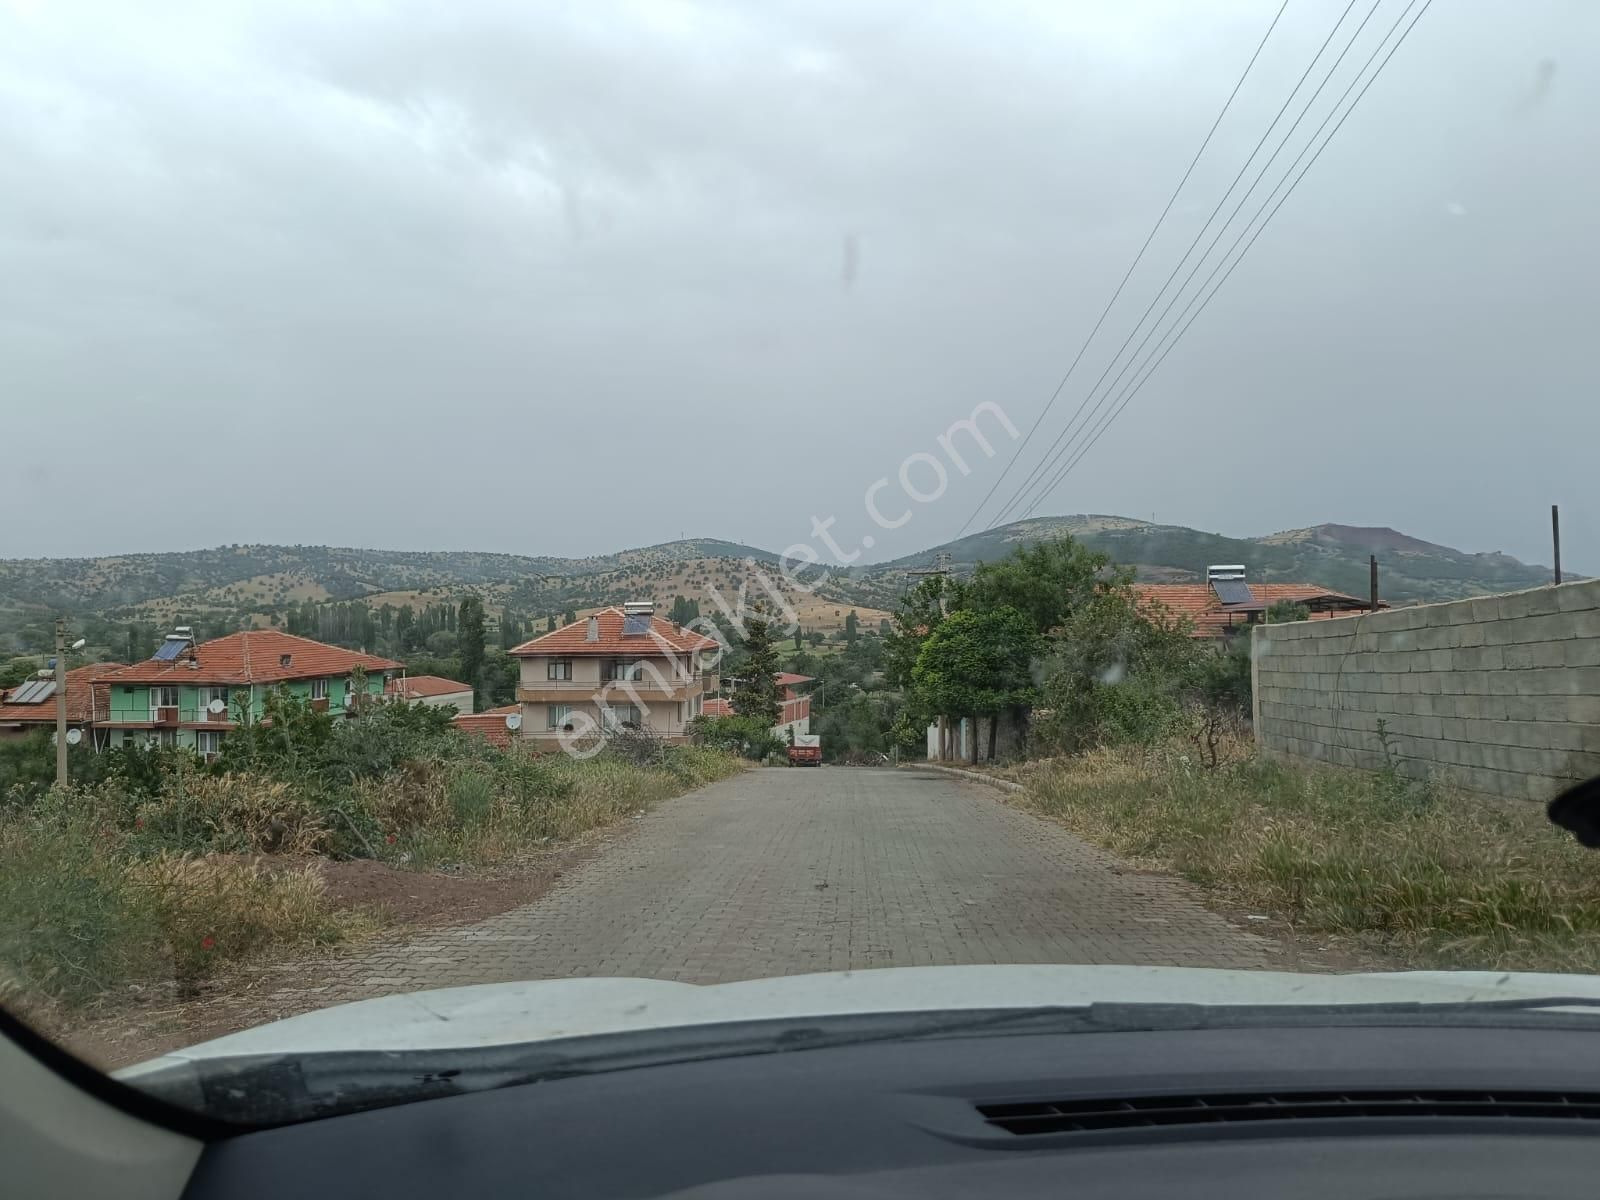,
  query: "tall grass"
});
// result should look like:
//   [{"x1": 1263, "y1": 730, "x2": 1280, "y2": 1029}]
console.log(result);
[
  {"x1": 1, "y1": 742, "x2": 741, "y2": 1010},
  {"x1": 1015, "y1": 741, "x2": 1600, "y2": 972}
]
